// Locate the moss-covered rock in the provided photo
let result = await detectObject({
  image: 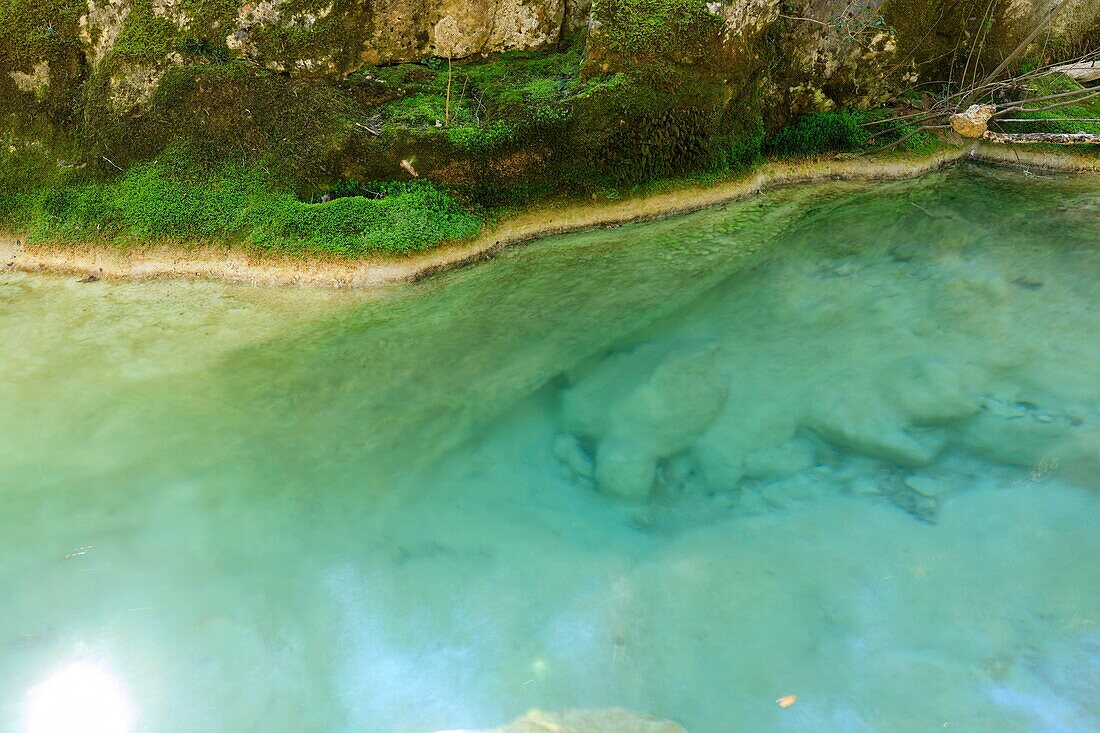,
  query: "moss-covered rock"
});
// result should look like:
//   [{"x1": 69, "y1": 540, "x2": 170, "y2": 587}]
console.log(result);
[{"x1": 0, "y1": 0, "x2": 1095, "y2": 255}]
